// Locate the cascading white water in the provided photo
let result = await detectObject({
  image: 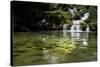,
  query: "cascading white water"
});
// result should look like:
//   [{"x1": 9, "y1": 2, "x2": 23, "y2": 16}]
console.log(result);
[
  {"x1": 63, "y1": 24, "x2": 67, "y2": 31},
  {"x1": 81, "y1": 13, "x2": 90, "y2": 32},
  {"x1": 70, "y1": 20, "x2": 81, "y2": 32},
  {"x1": 68, "y1": 7, "x2": 90, "y2": 47},
  {"x1": 81, "y1": 13, "x2": 89, "y2": 21},
  {"x1": 62, "y1": 7, "x2": 90, "y2": 33},
  {"x1": 69, "y1": 7, "x2": 81, "y2": 32},
  {"x1": 70, "y1": 12, "x2": 90, "y2": 32},
  {"x1": 86, "y1": 25, "x2": 89, "y2": 32}
]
